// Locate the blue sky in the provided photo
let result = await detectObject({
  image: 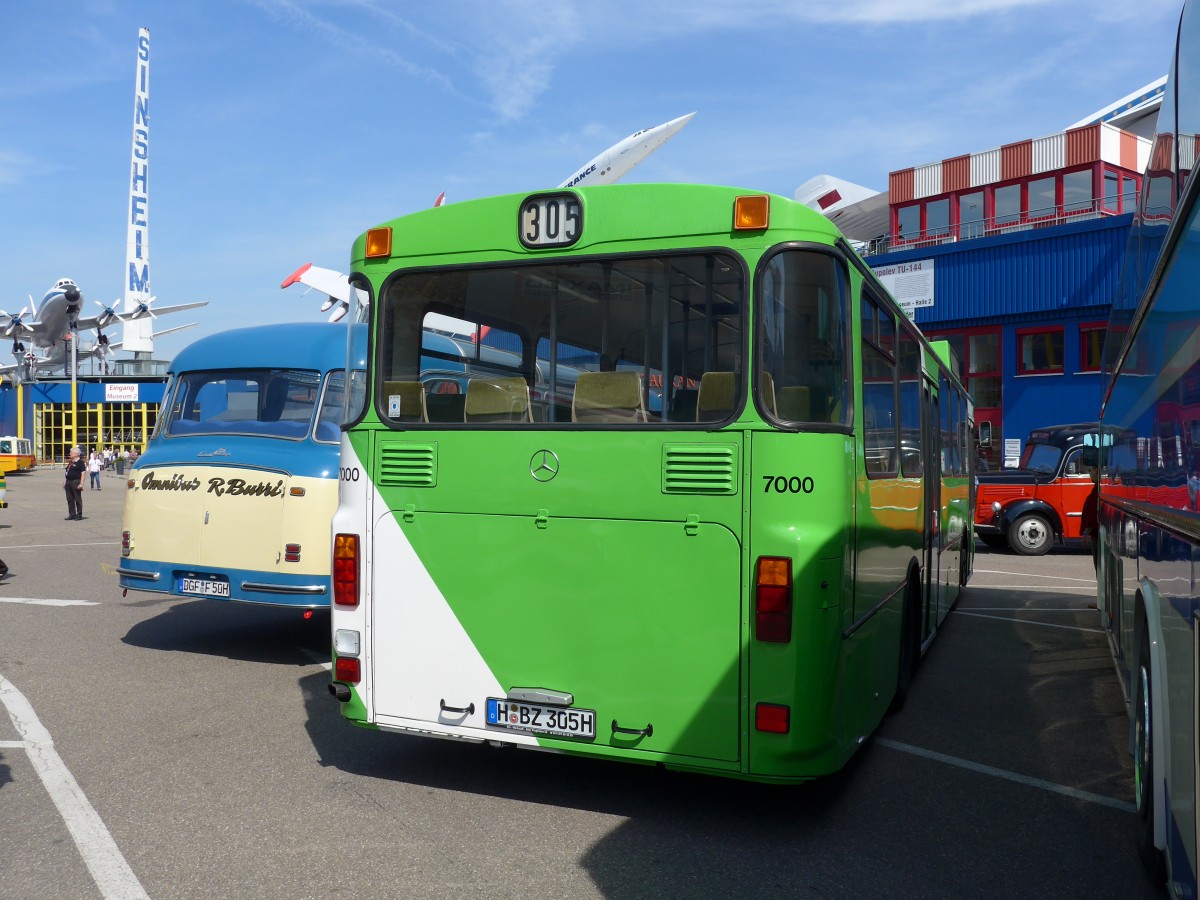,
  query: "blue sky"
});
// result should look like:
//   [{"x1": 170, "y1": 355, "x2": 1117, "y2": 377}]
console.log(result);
[{"x1": 0, "y1": 0, "x2": 1183, "y2": 362}]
